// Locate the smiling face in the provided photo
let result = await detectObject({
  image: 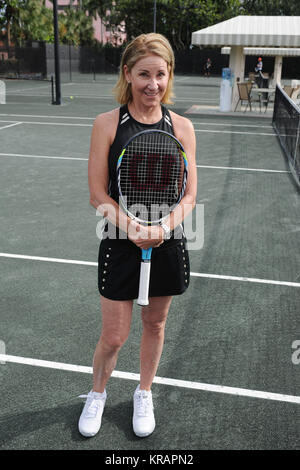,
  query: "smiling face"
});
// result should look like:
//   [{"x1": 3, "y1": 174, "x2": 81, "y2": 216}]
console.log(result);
[{"x1": 124, "y1": 54, "x2": 170, "y2": 108}]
